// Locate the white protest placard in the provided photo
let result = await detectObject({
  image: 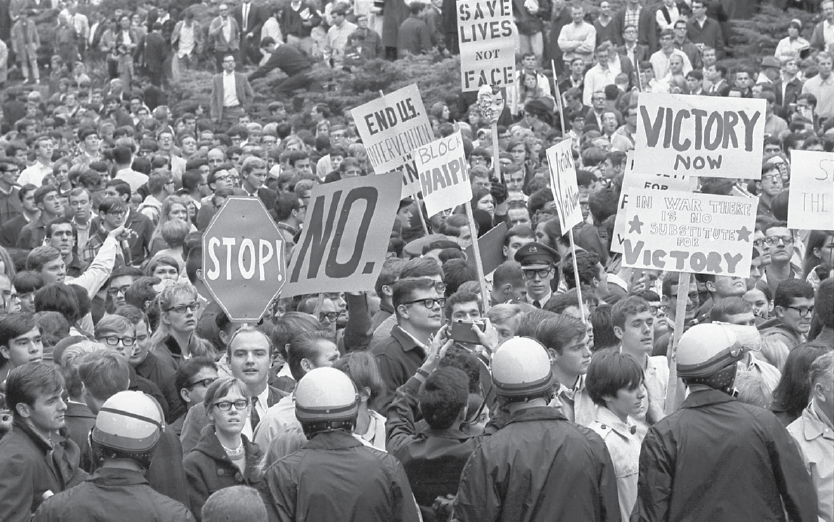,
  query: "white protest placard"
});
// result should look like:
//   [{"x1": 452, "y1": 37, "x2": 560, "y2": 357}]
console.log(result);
[
  {"x1": 634, "y1": 93, "x2": 765, "y2": 180},
  {"x1": 611, "y1": 151, "x2": 698, "y2": 253},
  {"x1": 350, "y1": 84, "x2": 435, "y2": 197},
  {"x1": 457, "y1": 0, "x2": 515, "y2": 92},
  {"x1": 621, "y1": 189, "x2": 757, "y2": 277},
  {"x1": 546, "y1": 140, "x2": 582, "y2": 232},
  {"x1": 415, "y1": 131, "x2": 472, "y2": 217},
  {"x1": 788, "y1": 150, "x2": 834, "y2": 231},
  {"x1": 283, "y1": 173, "x2": 402, "y2": 296}
]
